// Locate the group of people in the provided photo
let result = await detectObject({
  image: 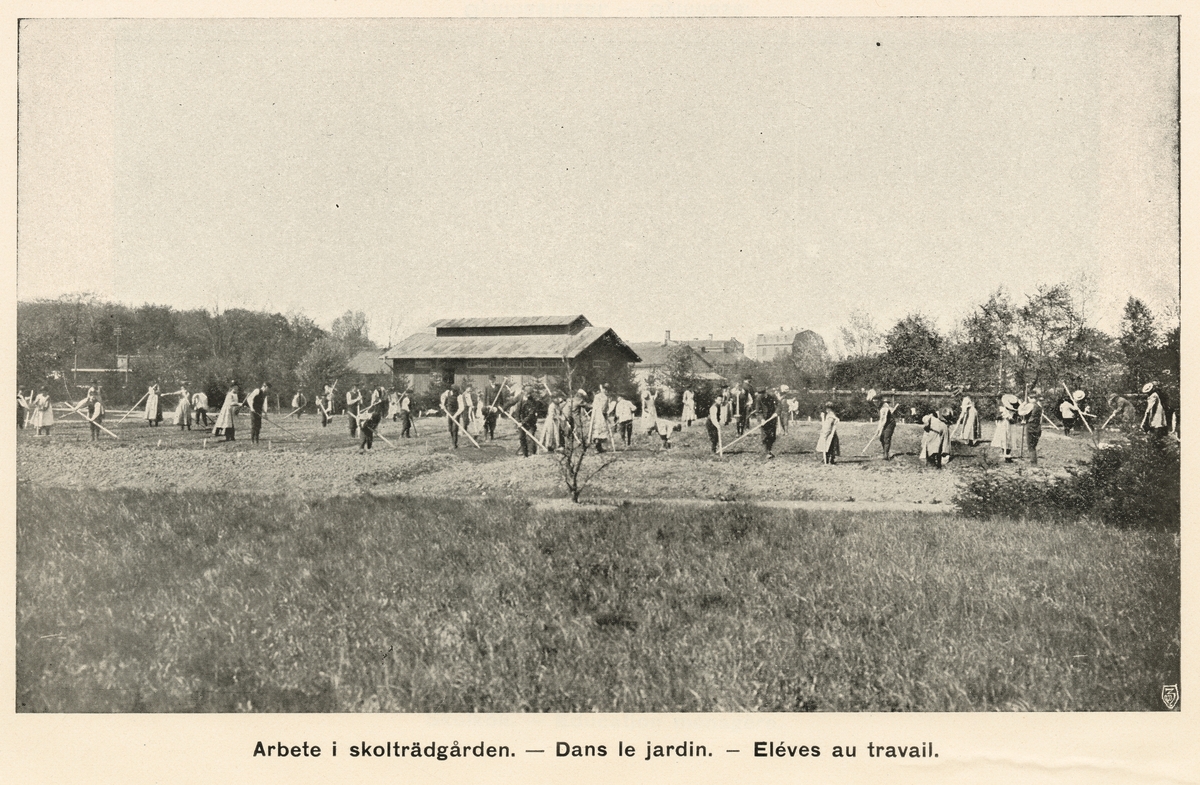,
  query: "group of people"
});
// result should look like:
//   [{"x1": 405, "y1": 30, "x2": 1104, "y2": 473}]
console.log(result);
[
  {"x1": 21, "y1": 373, "x2": 1179, "y2": 470},
  {"x1": 866, "y1": 379, "x2": 1177, "y2": 469},
  {"x1": 129, "y1": 379, "x2": 274, "y2": 444},
  {"x1": 17, "y1": 387, "x2": 56, "y2": 436}
]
